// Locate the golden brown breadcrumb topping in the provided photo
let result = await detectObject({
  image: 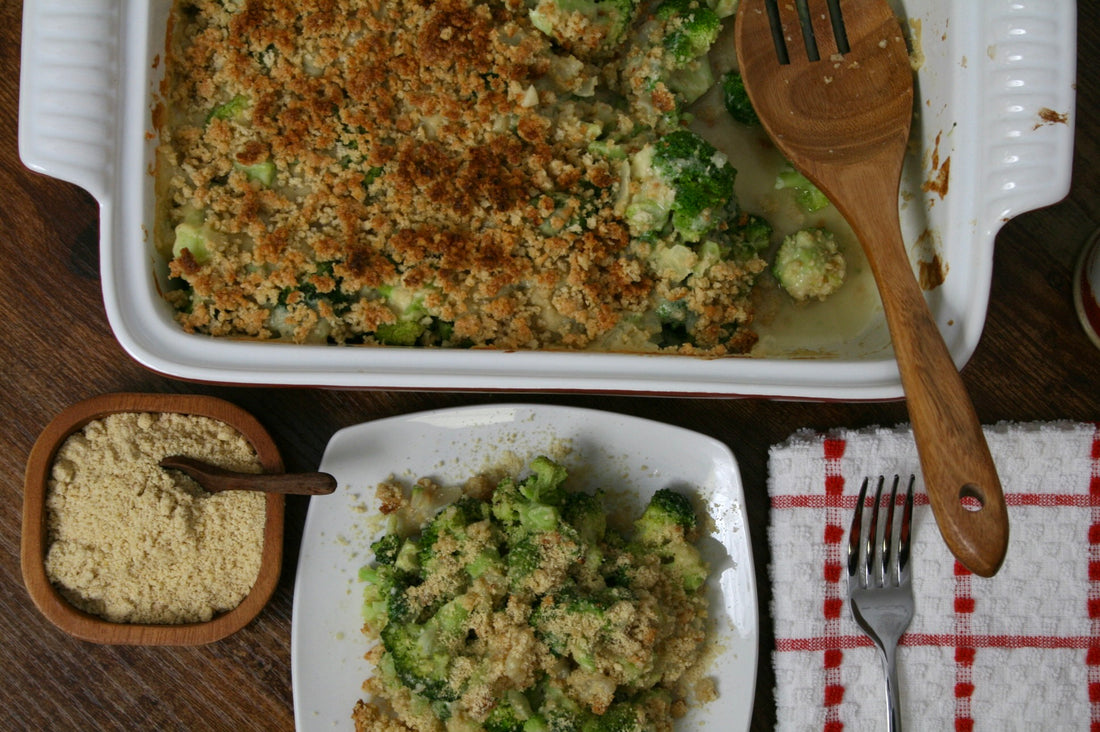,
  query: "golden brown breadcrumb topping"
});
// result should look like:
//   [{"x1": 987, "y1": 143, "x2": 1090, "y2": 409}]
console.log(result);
[{"x1": 156, "y1": 0, "x2": 766, "y2": 353}]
